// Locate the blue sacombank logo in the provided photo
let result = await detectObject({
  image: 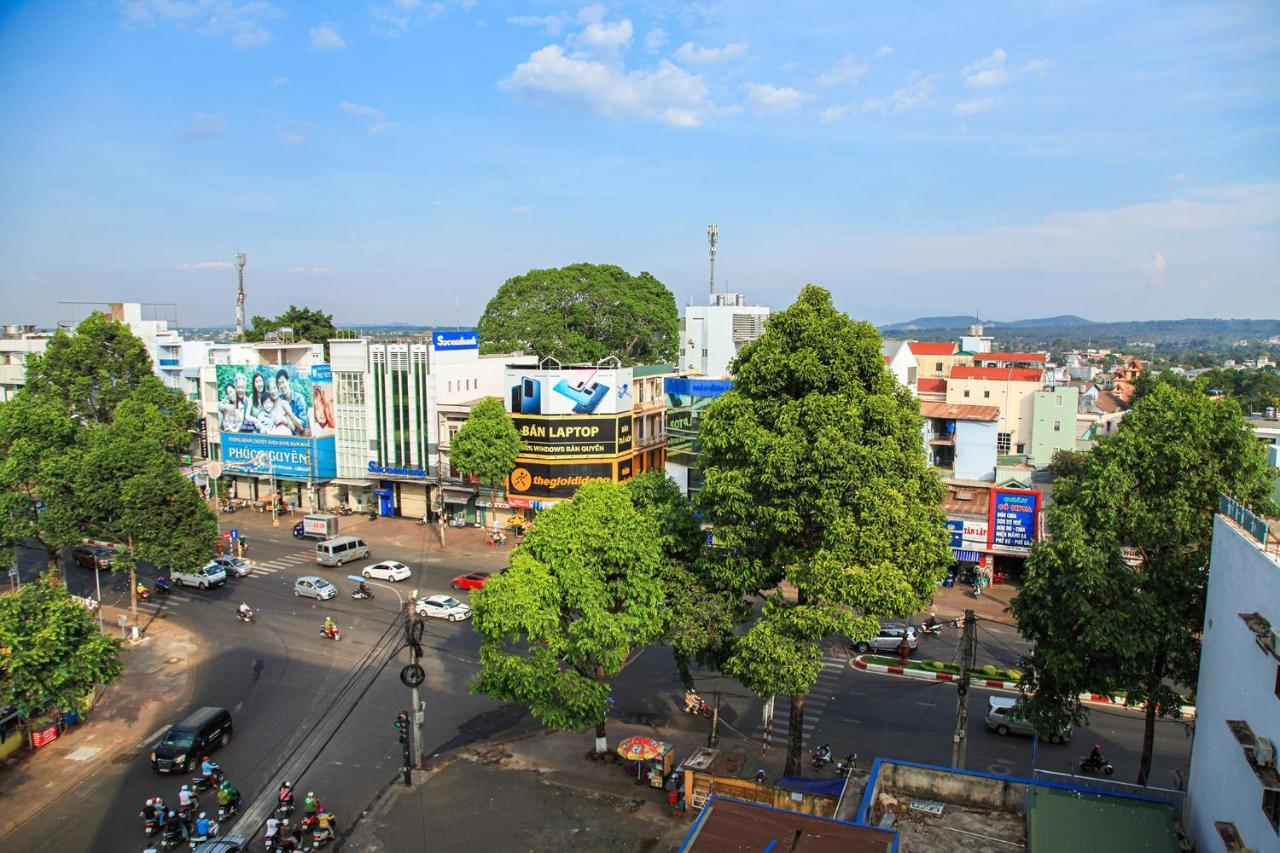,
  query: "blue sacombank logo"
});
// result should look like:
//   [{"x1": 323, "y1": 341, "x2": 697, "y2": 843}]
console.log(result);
[{"x1": 433, "y1": 330, "x2": 478, "y2": 350}]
